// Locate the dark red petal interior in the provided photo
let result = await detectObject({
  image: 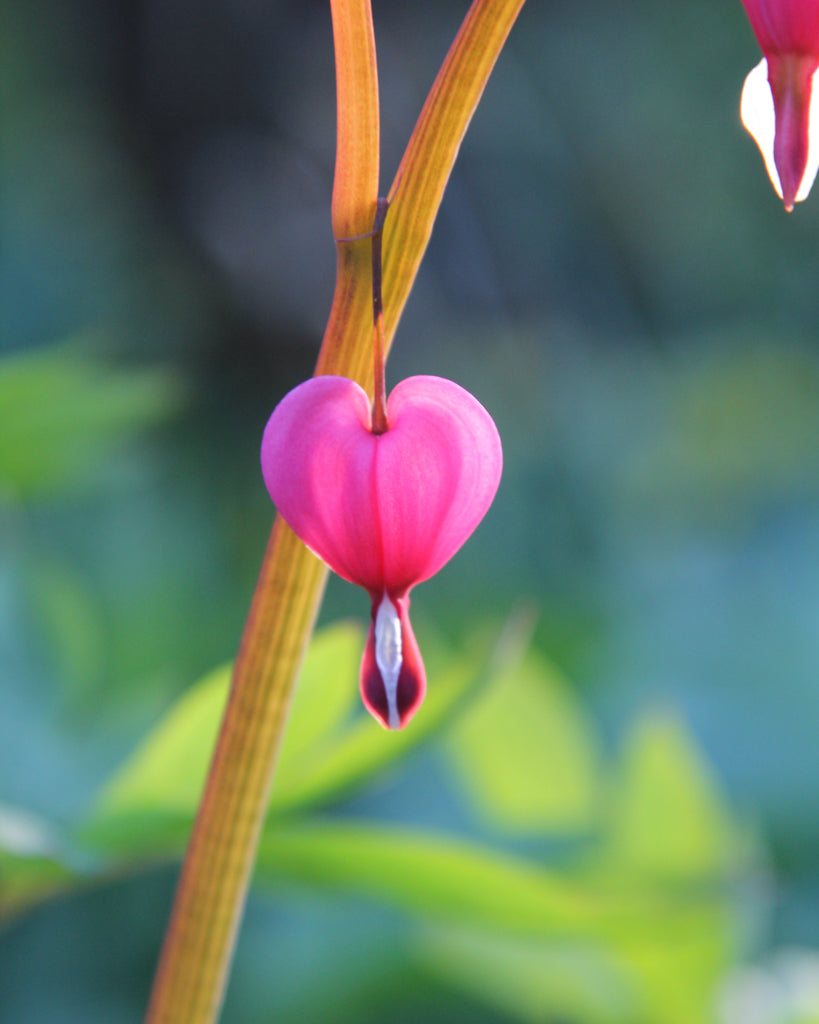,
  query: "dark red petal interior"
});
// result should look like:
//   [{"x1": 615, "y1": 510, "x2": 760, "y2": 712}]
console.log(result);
[{"x1": 359, "y1": 597, "x2": 427, "y2": 730}]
